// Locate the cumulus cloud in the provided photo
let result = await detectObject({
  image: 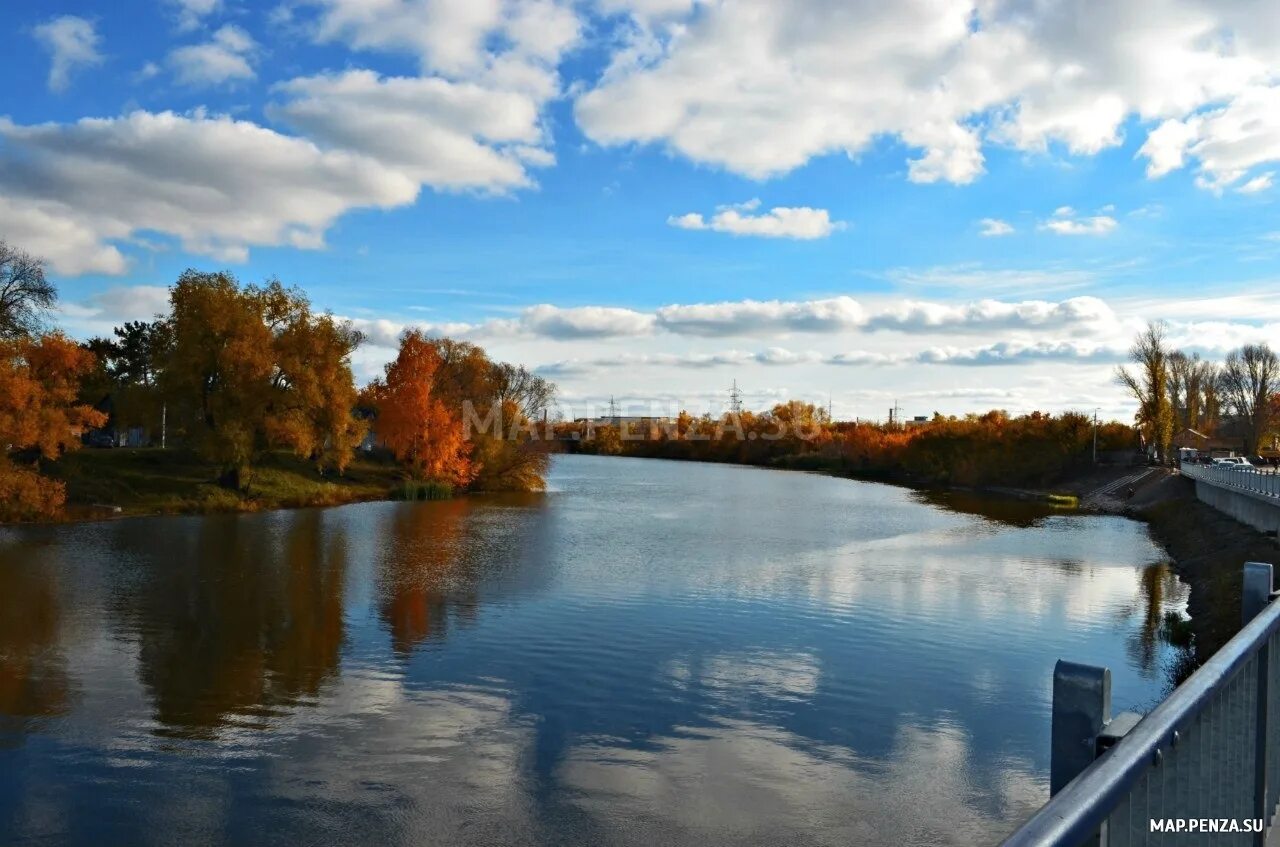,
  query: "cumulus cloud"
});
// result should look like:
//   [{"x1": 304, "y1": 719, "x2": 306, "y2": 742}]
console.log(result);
[
  {"x1": 1140, "y1": 86, "x2": 1280, "y2": 191},
  {"x1": 656, "y1": 297, "x2": 865, "y2": 337},
  {"x1": 168, "y1": 25, "x2": 258, "y2": 87},
  {"x1": 668, "y1": 201, "x2": 845, "y2": 239},
  {"x1": 978, "y1": 218, "x2": 1014, "y2": 237},
  {"x1": 1236, "y1": 172, "x2": 1274, "y2": 195},
  {"x1": 0, "y1": 111, "x2": 417, "y2": 275},
  {"x1": 33, "y1": 15, "x2": 103, "y2": 93},
  {"x1": 575, "y1": 0, "x2": 1280, "y2": 189},
  {"x1": 270, "y1": 69, "x2": 549, "y2": 191},
  {"x1": 534, "y1": 338, "x2": 1126, "y2": 377},
  {"x1": 534, "y1": 348, "x2": 822, "y2": 376},
  {"x1": 57, "y1": 285, "x2": 171, "y2": 336},
  {"x1": 1039, "y1": 207, "x2": 1118, "y2": 236},
  {"x1": 827, "y1": 351, "x2": 899, "y2": 367},
  {"x1": 165, "y1": 0, "x2": 223, "y2": 32},
  {"x1": 914, "y1": 341, "x2": 1127, "y2": 367},
  {"x1": 864, "y1": 296, "x2": 1117, "y2": 335},
  {"x1": 350, "y1": 294, "x2": 1122, "y2": 348},
  {"x1": 304, "y1": 0, "x2": 580, "y2": 93},
  {"x1": 520, "y1": 304, "x2": 654, "y2": 339}
]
